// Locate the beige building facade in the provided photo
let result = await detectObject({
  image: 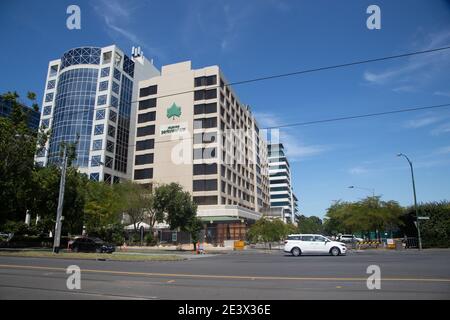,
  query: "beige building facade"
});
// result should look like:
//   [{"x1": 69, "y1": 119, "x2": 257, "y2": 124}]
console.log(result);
[{"x1": 133, "y1": 61, "x2": 270, "y2": 244}]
